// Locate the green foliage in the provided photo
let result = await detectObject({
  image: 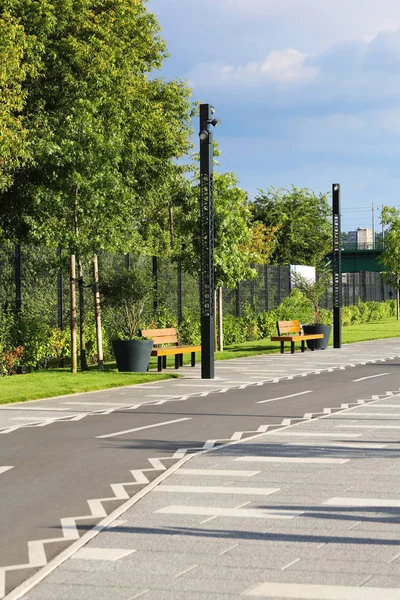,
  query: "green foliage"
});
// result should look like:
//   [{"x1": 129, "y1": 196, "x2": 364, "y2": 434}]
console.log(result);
[
  {"x1": 148, "y1": 305, "x2": 178, "y2": 329},
  {"x1": 177, "y1": 310, "x2": 201, "y2": 345},
  {"x1": 13, "y1": 313, "x2": 70, "y2": 369},
  {"x1": 100, "y1": 265, "x2": 153, "y2": 339},
  {"x1": 252, "y1": 186, "x2": 332, "y2": 267},
  {"x1": 0, "y1": 0, "x2": 193, "y2": 253},
  {"x1": 0, "y1": 345, "x2": 23, "y2": 376},
  {"x1": 273, "y1": 289, "x2": 314, "y2": 325},
  {"x1": 380, "y1": 207, "x2": 400, "y2": 320},
  {"x1": 290, "y1": 271, "x2": 331, "y2": 324},
  {"x1": 177, "y1": 171, "x2": 257, "y2": 288},
  {"x1": 341, "y1": 301, "x2": 394, "y2": 327},
  {"x1": 222, "y1": 313, "x2": 246, "y2": 345}
]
